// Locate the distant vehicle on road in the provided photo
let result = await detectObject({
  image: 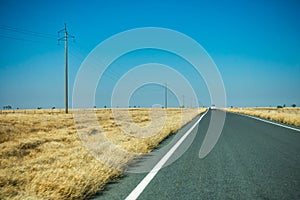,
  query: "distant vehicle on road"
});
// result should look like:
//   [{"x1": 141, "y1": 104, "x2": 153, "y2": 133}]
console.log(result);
[{"x1": 209, "y1": 105, "x2": 216, "y2": 110}]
